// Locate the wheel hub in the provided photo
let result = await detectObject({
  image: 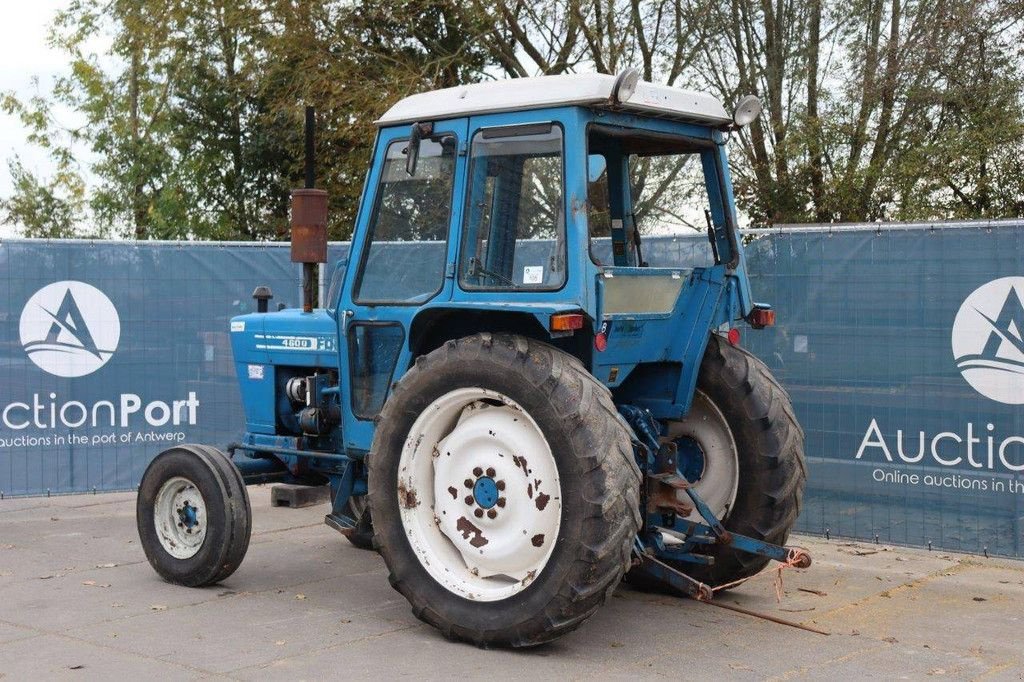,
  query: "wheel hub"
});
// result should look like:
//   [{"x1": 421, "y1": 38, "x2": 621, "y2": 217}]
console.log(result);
[
  {"x1": 663, "y1": 390, "x2": 739, "y2": 523},
  {"x1": 154, "y1": 476, "x2": 207, "y2": 559},
  {"x1": 178, "y1": 500, "x2": 199, "y2": 530},
  {"x1": 398, "y1": 388, "x2": 562, "y2": 602},
  {"x1": 470, "y1": 474, "x2": 501, "y2": 510},
  {"x1": 674, "y1": 437, "x2": 707, "y2": 484}
]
